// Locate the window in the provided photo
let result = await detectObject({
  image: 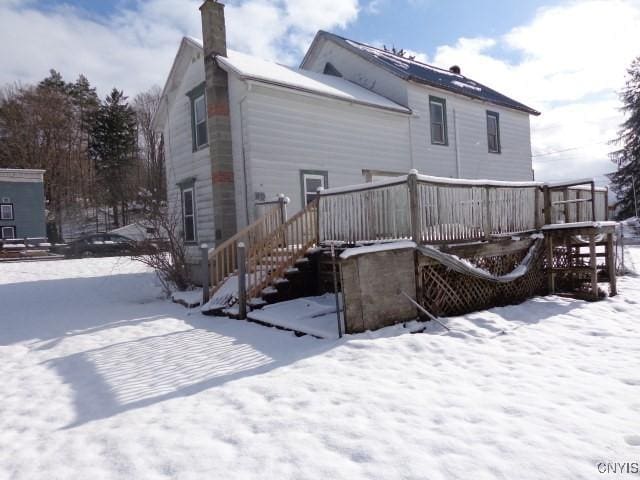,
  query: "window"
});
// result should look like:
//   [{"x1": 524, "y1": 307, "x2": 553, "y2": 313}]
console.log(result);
[
  {"x1": 429, "y1": 96, "x2": 447, "y2": 145},
  {"x1": 0, "y1": 203, "x2": 14, "y2": 220},
  {"x1": 193, "y1": 95, "x2": 208, "y2": 149},
  {"x1": 487, "y1": 111, "x2": 501, "y2": 153},
  {"x1": 187, "y1": 83, "x2": 208, "y2": 151},
  {"x1": 300, "y1": 170, "x2": 328, "y2": 206},
  {"x1": 1, "y1": 226, "x2": 15, "y2": 239},
  {"x1": 323, "y1": 62, "x2": 342, "y2": 77},
  {"x1": 182, "y1": 187, "x2": 197, "y2": 243}
]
